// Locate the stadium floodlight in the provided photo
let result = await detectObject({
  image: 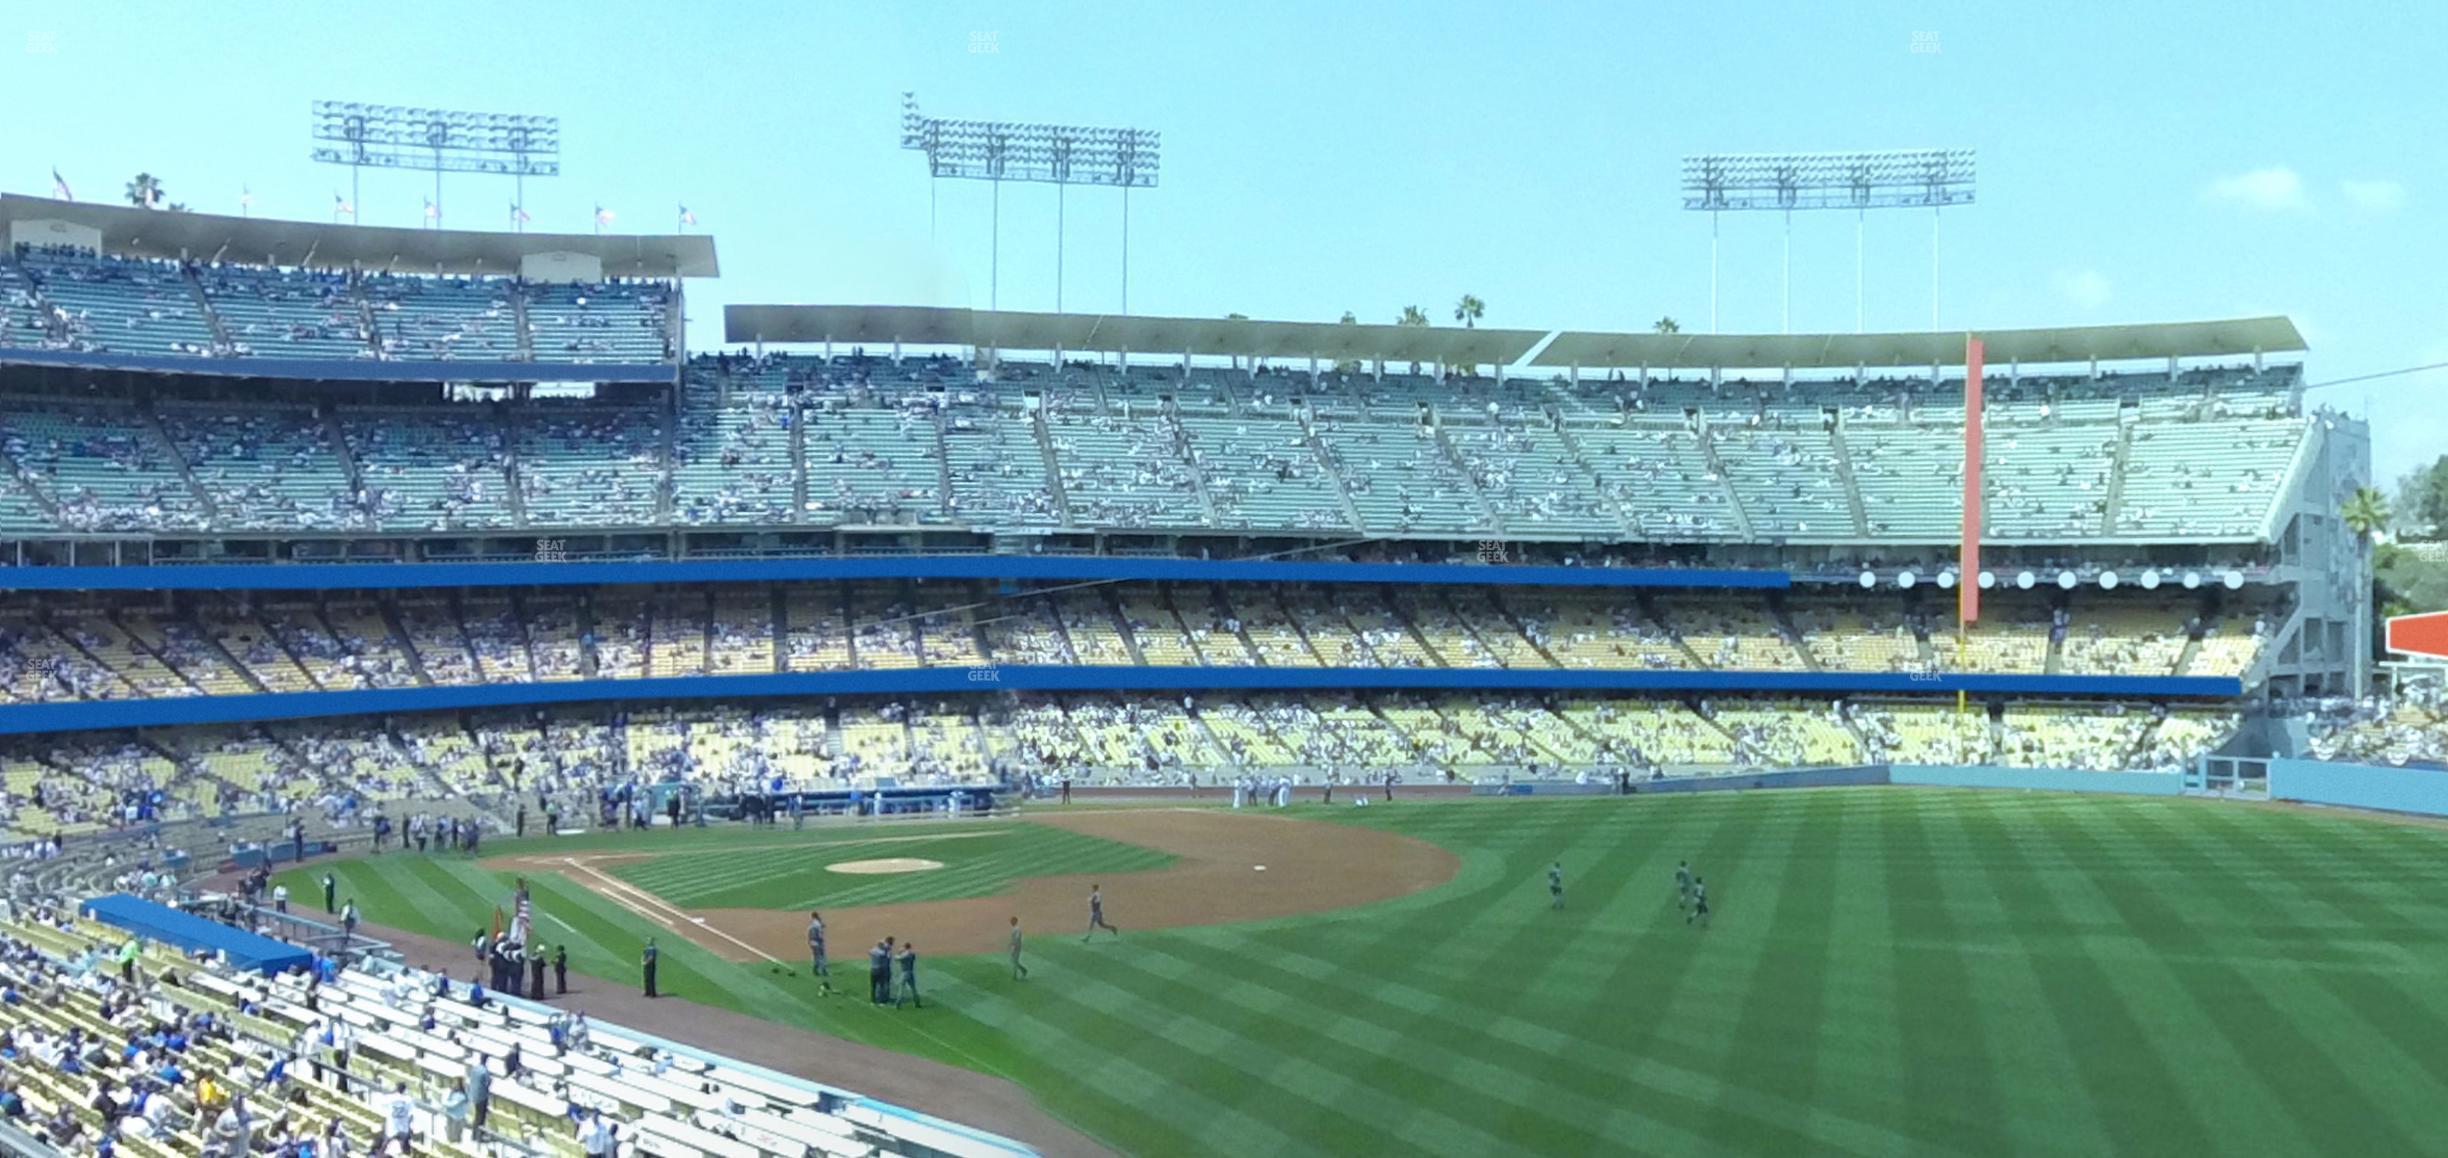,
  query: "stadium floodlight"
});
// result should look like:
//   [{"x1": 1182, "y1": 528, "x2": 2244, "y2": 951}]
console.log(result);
[
  {"x1": 902, "y1": 92, "x2": 1162, "y2": 314},
  {"x1": 311, "y1": 101, "x2": 561, "y2": 231},
  {"x1": 1681, "y1": 149, "x2": 1975, "y2": 333}
]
